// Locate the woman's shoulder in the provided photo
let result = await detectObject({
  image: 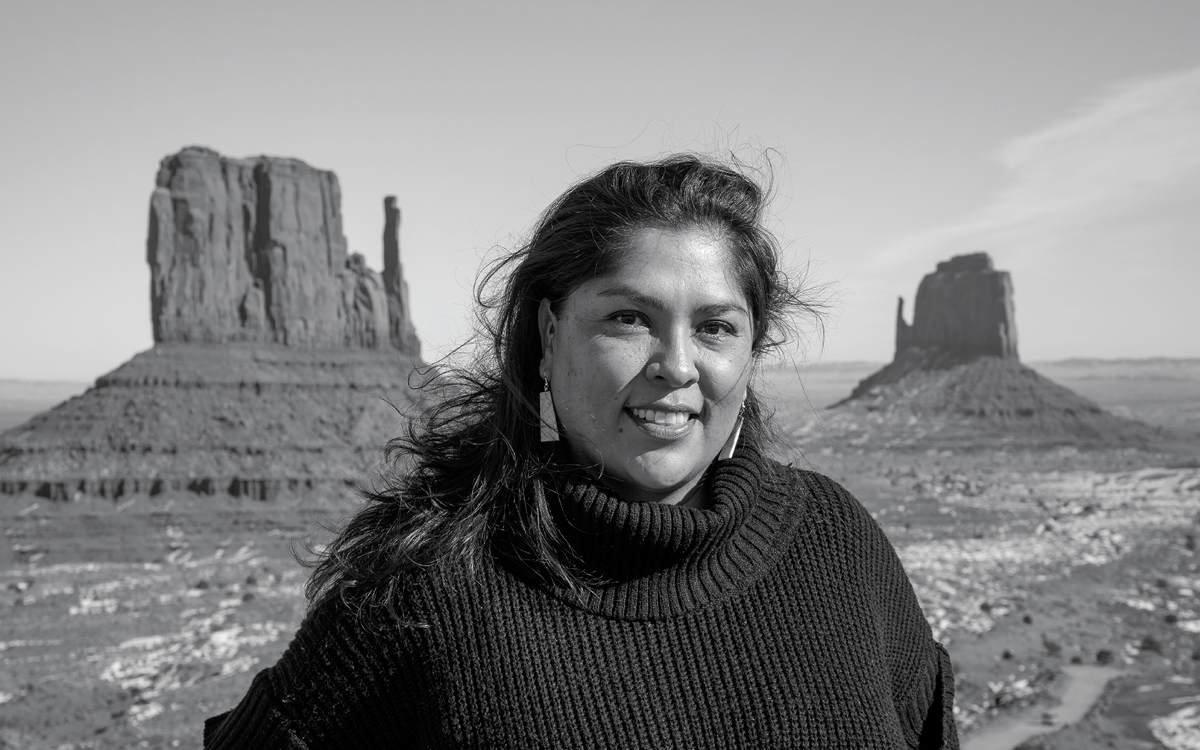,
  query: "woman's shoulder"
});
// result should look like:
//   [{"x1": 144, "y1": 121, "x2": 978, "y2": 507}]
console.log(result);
[
  {"x1": 766, "y1": 459, "x2": 947, "y2": 722},
  {"x1": 299, "y1": 558, "x2": 470, "y2": 639},
  {"x1": 279, "y1": 586, "x2": 427, "y2": 676},
  {"x1": 761, "y1": 458, "x2": 922, "y2": 593},
  {"x1": 761, "y1": 458, "x2": 880, "y2": 533}
]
